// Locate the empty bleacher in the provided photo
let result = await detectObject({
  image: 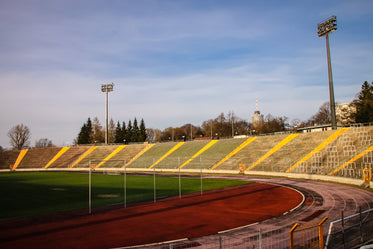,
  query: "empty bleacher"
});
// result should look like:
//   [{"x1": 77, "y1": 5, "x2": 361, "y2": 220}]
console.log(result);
[
  {"x1": 0, "y1": 125, "x2": 372, "y2": 182},
  {"x1": 17, "y1": 147, "x2": 62, "y2": 169},
  {"x1": 48, "y1": 146, "x2": 91, "y2": 168},
  {"x1": 0, "y1": 150, "x2": 21, "y2": 170}
]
